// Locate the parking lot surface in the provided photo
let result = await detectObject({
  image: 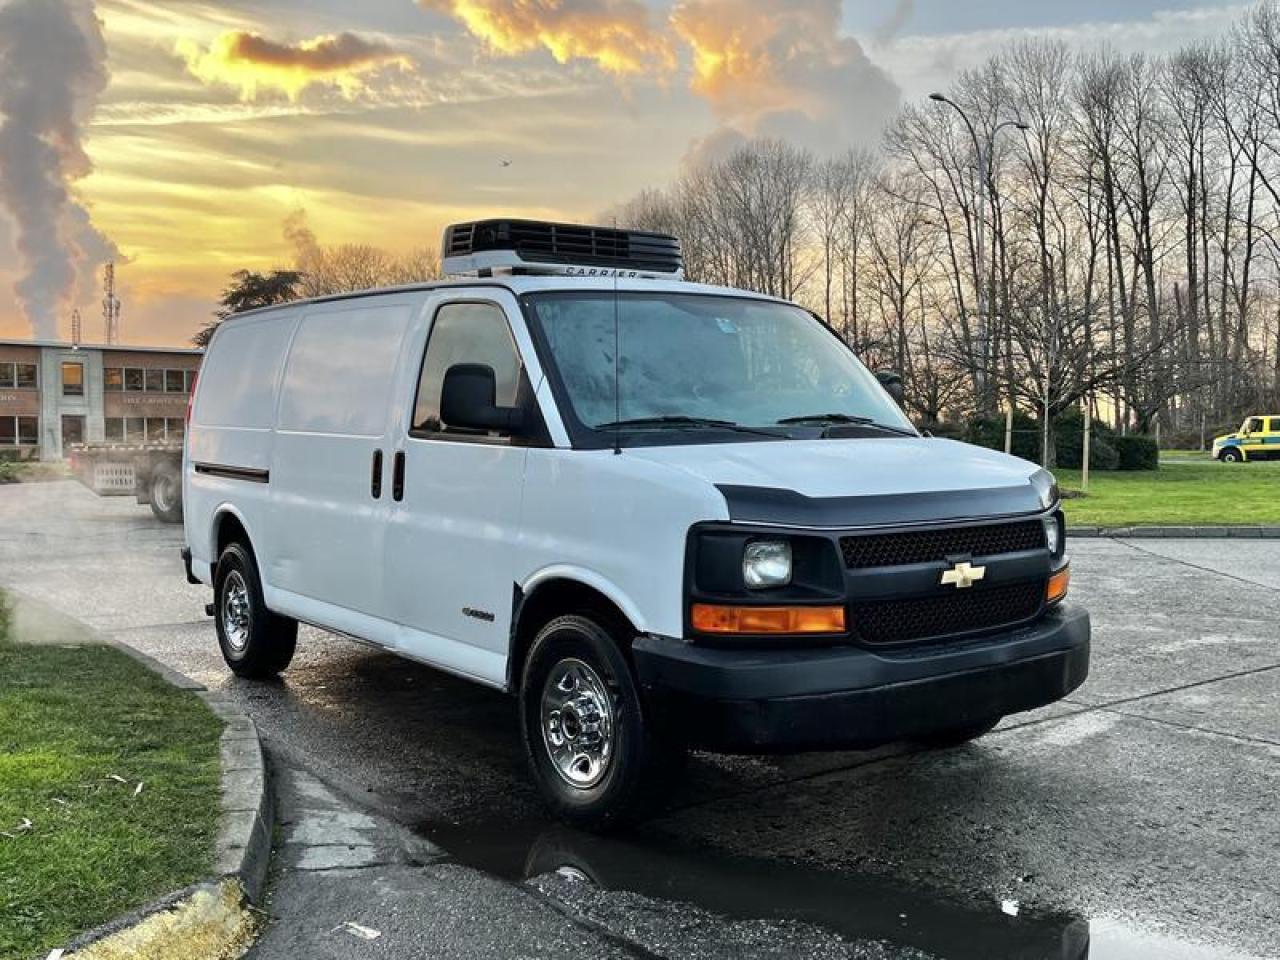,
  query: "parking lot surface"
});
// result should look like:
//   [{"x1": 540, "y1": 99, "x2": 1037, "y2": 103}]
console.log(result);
[{"x1": 1, "y1": 481, "x2": 1276, "y2": 959}]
